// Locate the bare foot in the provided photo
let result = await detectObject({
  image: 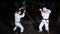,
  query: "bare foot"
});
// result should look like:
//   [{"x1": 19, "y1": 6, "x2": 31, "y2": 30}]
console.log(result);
[
  {"x1": 38, "y1": 31, "x2": 42, "y2": 32},
  {"x1": 48, "y1": 30, "x2": 50, "y2": 33}
]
